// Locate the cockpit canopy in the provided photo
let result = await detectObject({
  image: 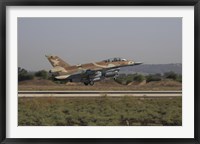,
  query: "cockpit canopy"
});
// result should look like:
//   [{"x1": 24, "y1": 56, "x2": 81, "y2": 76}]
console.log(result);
[{"x1": 103, "y1": 57, "x2": 127, "y2": 62}]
